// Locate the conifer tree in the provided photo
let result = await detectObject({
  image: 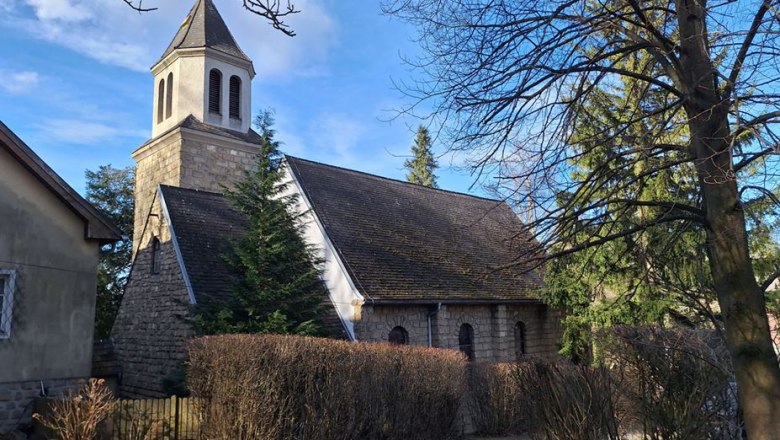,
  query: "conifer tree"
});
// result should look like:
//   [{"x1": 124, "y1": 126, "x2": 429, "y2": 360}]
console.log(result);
[
  {"x1": 196, "y1": 110, "x2": 324, "y2": 335},
  {"x1": 404, "y1": 126, "x2": 438, "y2": 188}
]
